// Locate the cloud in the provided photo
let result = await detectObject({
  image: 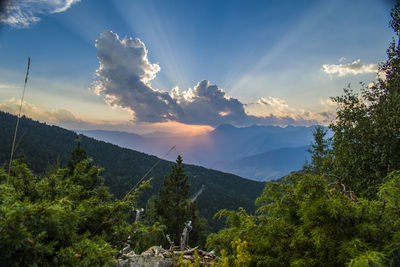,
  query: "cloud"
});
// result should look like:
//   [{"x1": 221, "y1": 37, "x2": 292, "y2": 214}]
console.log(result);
[
  {"x1": 0, "y1": 83, "x2": 20, "y2": 89},
  {"x1": 94, "y1": 31, "x2": 249, "y2": 126},
  {"x1": 0, "y1": 0, "x2": 80, "y2": 28},
  {"x1": 171, "y1": 80, "x2": 249, "y2": 126},
  {"x1": 257, "y1": 96, "x2": 289, "y2": 110},
  {"x1": 322, "y1": 59, "x2": 378, "y2": 77},
  {"x1": 320, "y1": 98, "x2": 336, "y2": 107},
  {"x1": 94, "y1": 31, "x2": 182, "y2": 123},
  {"x1": 0, "y1": 98, "x2": 88, "y2": 129},
  {"x1": 245, "y1": 96, "x2": 291, "y2": 118},
  {"x1": 245, "y1": 97, "x2": 336, "y2": 126},
  {"x1": 94, "y1": 31, "x2": 334, "y2": 127}
]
